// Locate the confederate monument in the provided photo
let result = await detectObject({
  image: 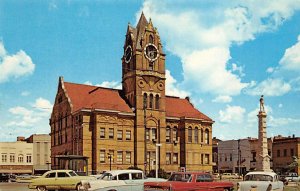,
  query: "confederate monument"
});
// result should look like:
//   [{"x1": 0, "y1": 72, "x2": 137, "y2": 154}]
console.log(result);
[{"x1": 256, "y1": 95, "x2": 271, "y2": 171}]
